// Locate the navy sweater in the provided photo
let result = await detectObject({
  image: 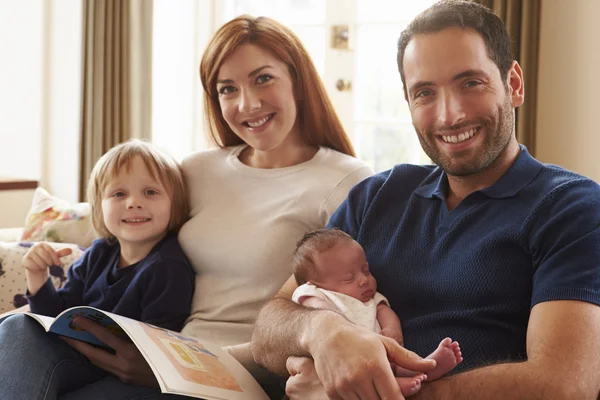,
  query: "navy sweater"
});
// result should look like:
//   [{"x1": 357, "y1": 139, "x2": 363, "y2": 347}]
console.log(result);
[
  {"x1": 28, "y1": 234, "x2": 195, "y2": 332},
  {"x1": 328, "y1": 146, "x2": 600, "y2": 372}
]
